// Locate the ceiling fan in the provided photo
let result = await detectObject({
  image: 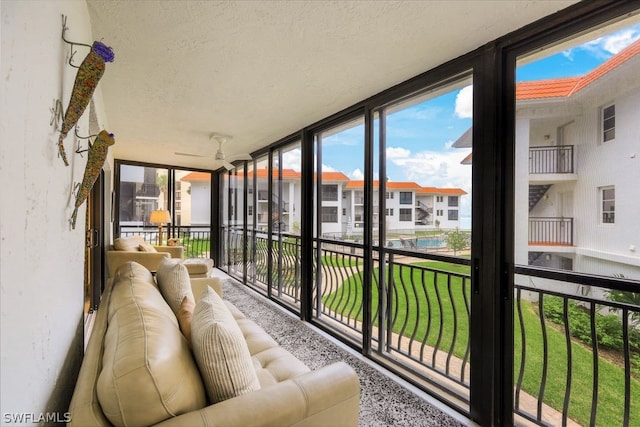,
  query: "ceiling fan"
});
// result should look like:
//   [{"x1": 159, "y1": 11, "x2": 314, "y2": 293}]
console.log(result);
[{"x1": 175, "y1": 133, "x2": 251, "y2": 170}]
